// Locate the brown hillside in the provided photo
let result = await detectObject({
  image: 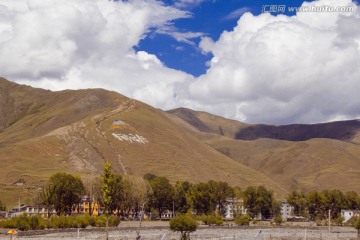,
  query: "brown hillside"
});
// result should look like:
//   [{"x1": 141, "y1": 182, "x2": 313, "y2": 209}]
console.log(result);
[
  {"x1": 168, "y1": 108, "x2": 249, "y2": 139},
  {"x1": 167, "y1": 108, "x2": 360, "y2": 193},
  {"x1": 0, "y1": 78, "x2": 286, "y2": 208}
]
